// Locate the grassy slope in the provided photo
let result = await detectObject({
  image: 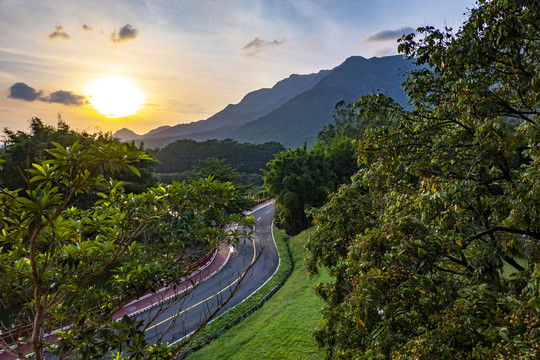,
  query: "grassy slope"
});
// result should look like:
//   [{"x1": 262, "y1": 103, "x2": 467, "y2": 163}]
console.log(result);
[{"x1": 186, "y1": 228, "x2": 329, "y2": 360}]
